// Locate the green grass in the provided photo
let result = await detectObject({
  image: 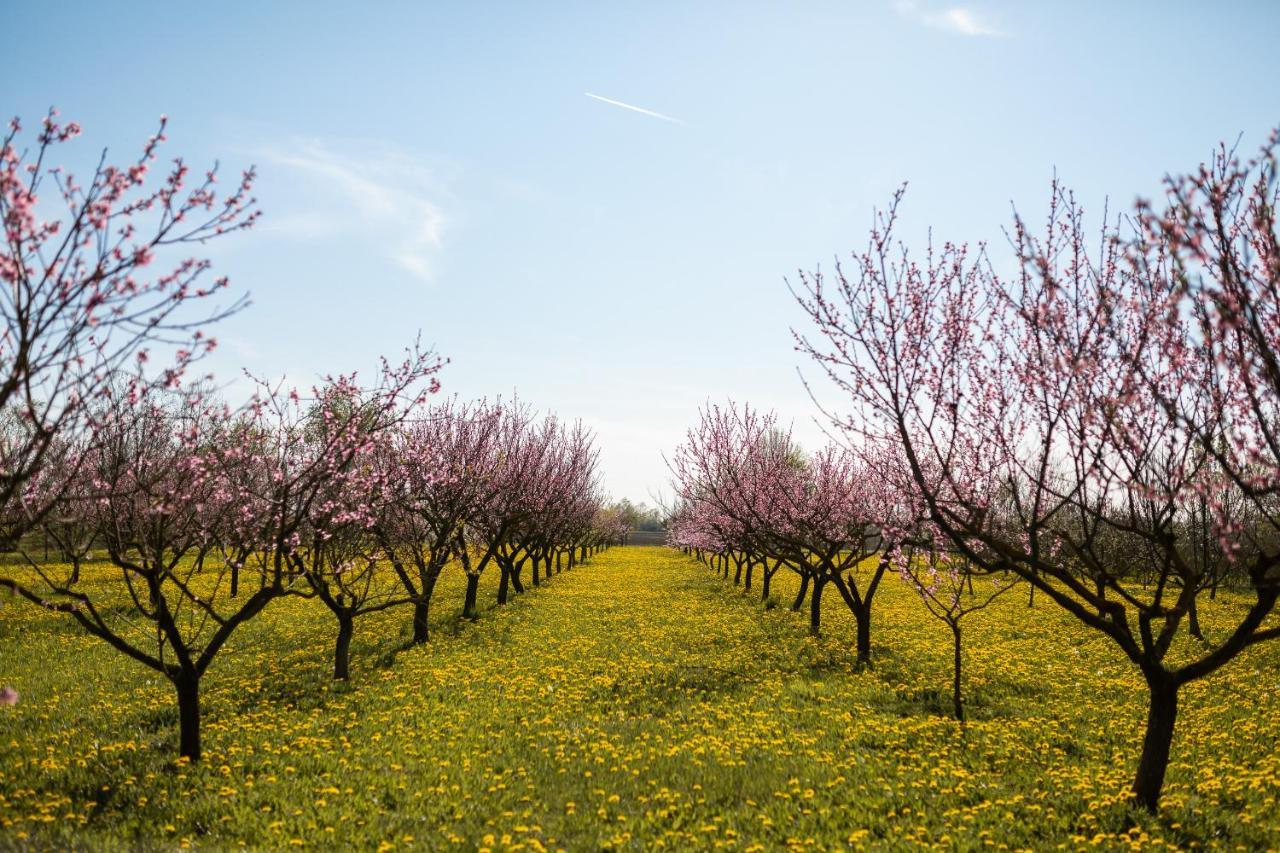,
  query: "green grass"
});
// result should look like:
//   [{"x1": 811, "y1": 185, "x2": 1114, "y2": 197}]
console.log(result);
[{"x1": 2, "y1": 547, "x2": 1279, "y2": 849}]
